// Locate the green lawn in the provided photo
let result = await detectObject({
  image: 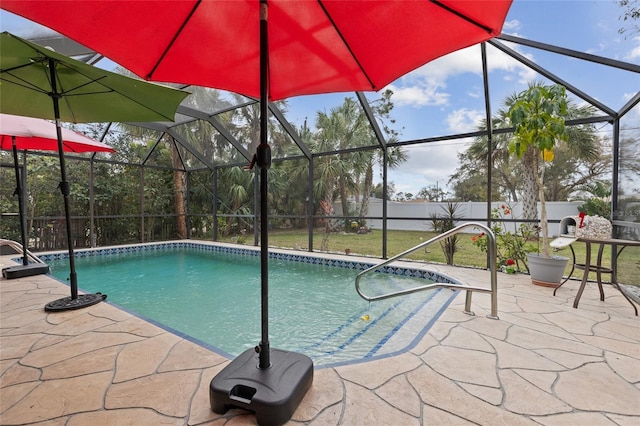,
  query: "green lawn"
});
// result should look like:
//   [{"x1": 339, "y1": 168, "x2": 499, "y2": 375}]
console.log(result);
[{"x1": 219, "y1": 228, "x2": 640, "y2": 287}]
